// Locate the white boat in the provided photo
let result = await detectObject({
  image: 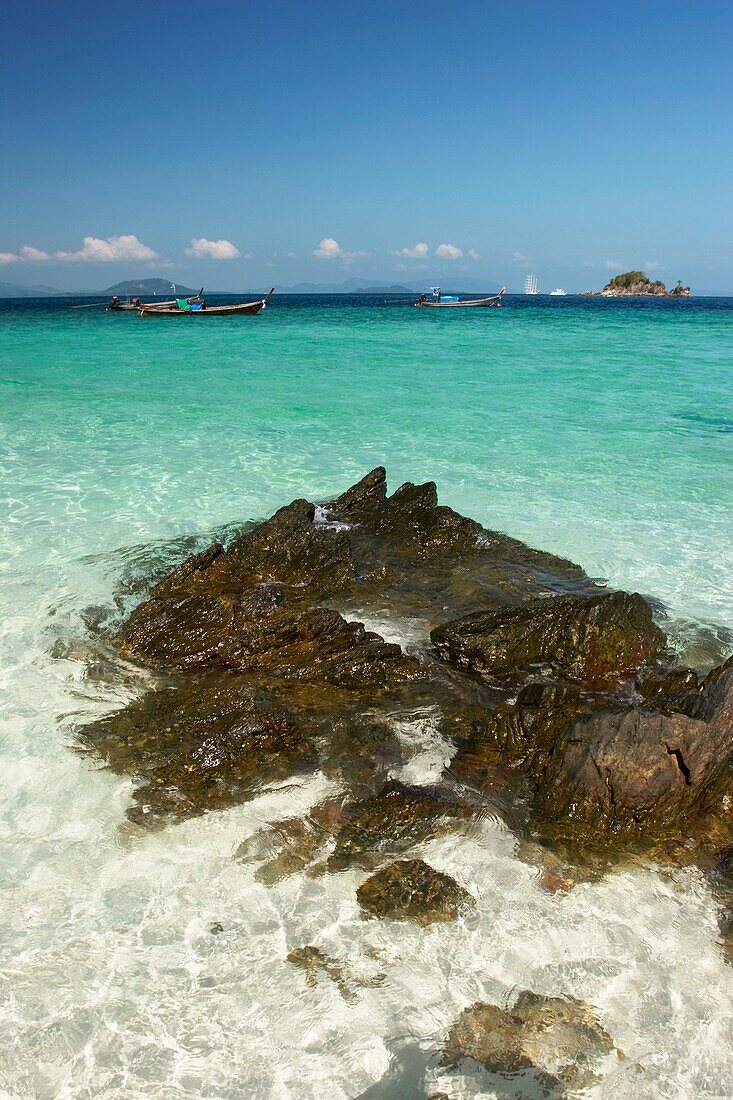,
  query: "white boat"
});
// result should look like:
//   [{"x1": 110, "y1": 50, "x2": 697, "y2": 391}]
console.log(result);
[
  {"x1": 524, "y1": 273, "x2": 538, "y2": 295},
  {"x1": 549, "y1": 288, "x2": 566, "y2": 296}
]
